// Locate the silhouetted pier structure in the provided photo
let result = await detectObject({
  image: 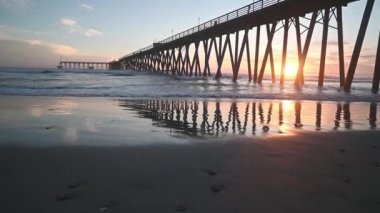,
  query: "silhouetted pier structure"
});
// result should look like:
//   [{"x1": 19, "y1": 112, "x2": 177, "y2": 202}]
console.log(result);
[
  {"x1": 58, "y1": 61, "x2": 110, "y2": 70},
  {"x1": 118, "y1": 0, "x2": 380, "y2": 93}
]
